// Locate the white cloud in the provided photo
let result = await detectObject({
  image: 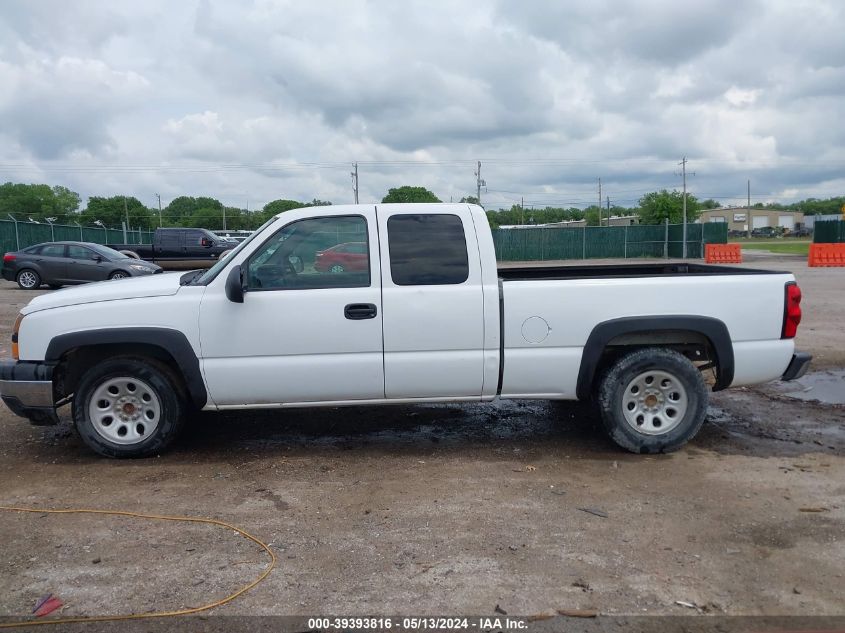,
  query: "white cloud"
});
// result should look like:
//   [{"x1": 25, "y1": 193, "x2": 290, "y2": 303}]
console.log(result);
[{"x1": 0, "y1": 0, "x2": 843, "y2": 210}]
